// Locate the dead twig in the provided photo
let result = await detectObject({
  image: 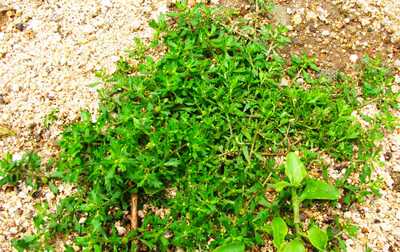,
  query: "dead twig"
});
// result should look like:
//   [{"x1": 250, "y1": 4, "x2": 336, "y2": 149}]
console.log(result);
[{"x1": 131, "y1": 193, "x2": 138, "y2": 230}]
